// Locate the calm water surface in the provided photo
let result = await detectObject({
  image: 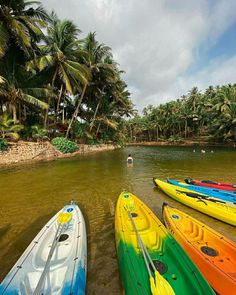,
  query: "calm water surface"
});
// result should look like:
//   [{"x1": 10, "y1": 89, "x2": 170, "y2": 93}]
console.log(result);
[{"x1": 0, "y1": 146, "x2": 235, "y2": 294}]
